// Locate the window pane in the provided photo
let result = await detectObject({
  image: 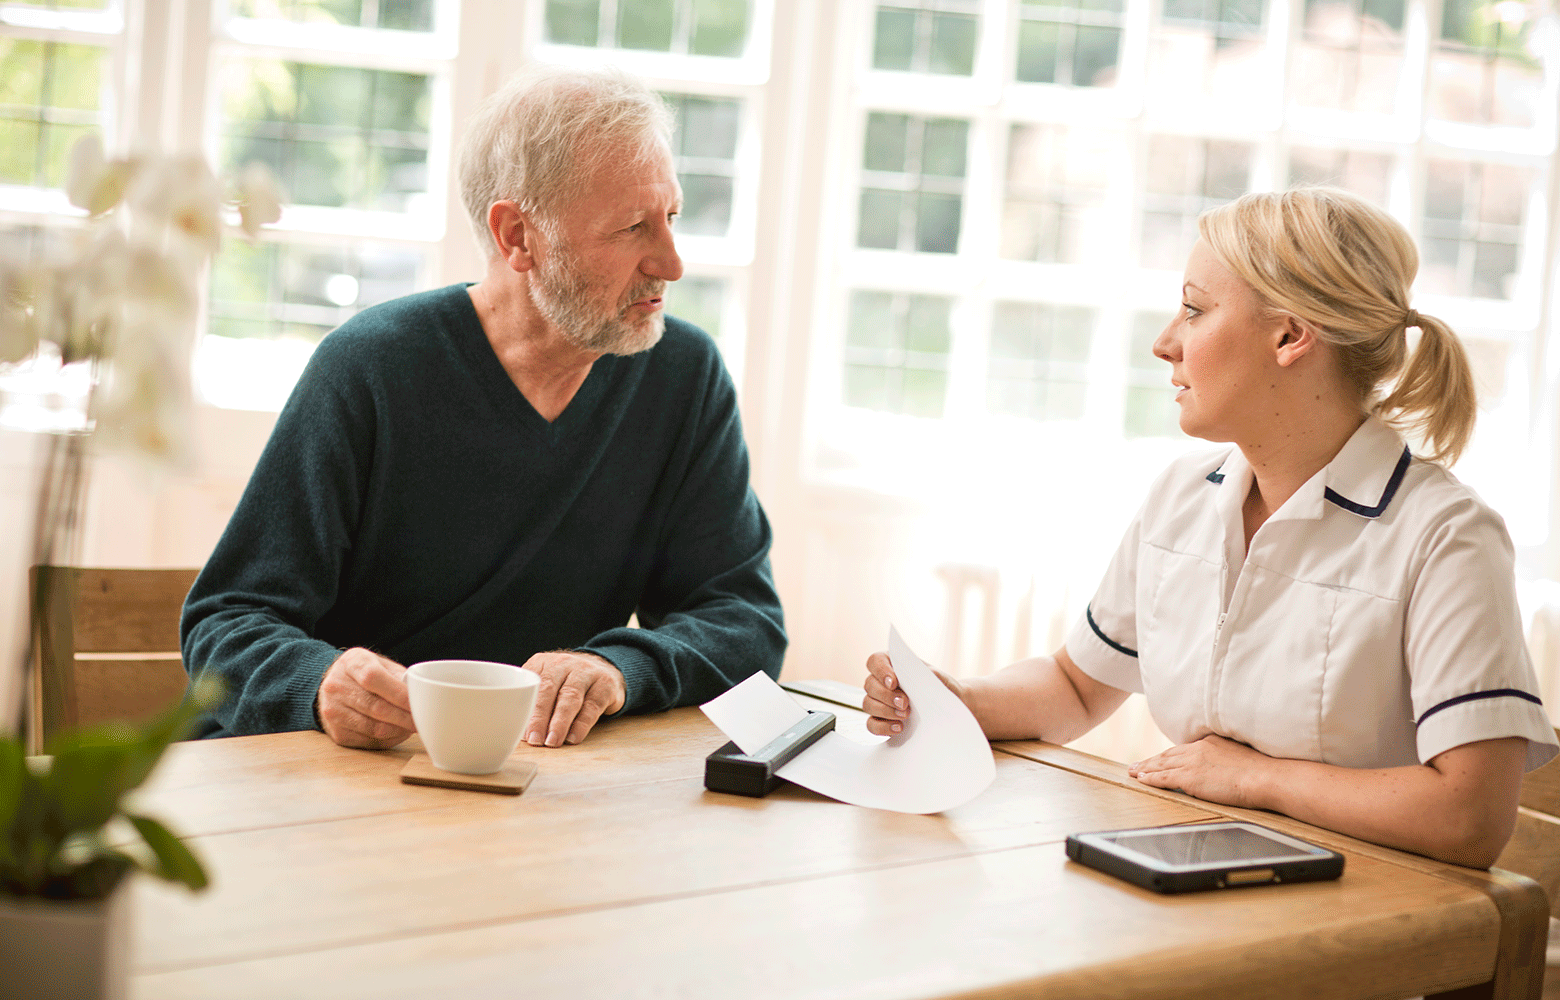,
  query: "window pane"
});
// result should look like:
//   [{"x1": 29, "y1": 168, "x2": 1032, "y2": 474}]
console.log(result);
[
  {"x1": 1419, "y1": 160, "x2": 1530, "y2": 299},
  {"x1": 221, "y1": 59, "x2": 432, "y2": 212},
  {"x1": 678, "y1": 174, "x2": 734, "y2": 236},
  {"x1": 849, "y1": 290, "x2": 898, "y2": 349},
  {"x1": 986, "y1": 302, "x2": 1093, "y2": 421},
  {"x1": 1003, "y1": 124, "x2": 1117, "y2": 265},
  {"x1": 665, "y1": 94, "x2": 740, "y2": 237},
  {"x1": 231, "y1": 0, "x2": 435, "y2": 31},
  {"x1": 901, "y1": 369, "x2": 948, "y2": 417},
  {"x1": 915, "y1": 192, "x2": 962, "y2": 253},
  {"x1": 905, "y1": 295, "x2": 951, "y2": 353},
  {"x1": 675, "y1": 96, "x2": 740, "y2": 159},
  {"x1": 858, "y1": 189, "x2": 904, "y2": 249},
  {"x1": 1431, "y1": 0, "x2": 1543, "y2": 126},
  {"x1": 1287, "y1": 147, "x2": 1392, "y2": 206},
  {"x1": 0, "y1": 39, "x2": 104, "y2": 189},
  {"x1": 690, "y1": 0, "x2": 749, "y2": 56},
  {"x1": 668, "y1": 275, "x2": 726, "y2": 339},
  {"x1": 619, "y1": 0, "x2": 675, "y2": 50},
  {"x1": 1125, "y1": 311, "x2": 1182, "y2": 437},
  {"x1": 1016, "y1": 20, "x2": 1061, "y2": 82},
  {"x1": 874, "y1": 7, "x2": 917, "y2": 70},
  {"x1": 1295, "y1": 0, "x2": 1404, "y2": 113},
  {"x1": 929, "y1": 13, "x2": 977, "y2": 75},
  {"x1": 546, "y1": 0, "x2": 601, "y2": 45},
  {"x1": 844, "y1": 290, "x2": 951, "y2": 417},
  {"x1": 207, "y1": 240, "x2": 425, "y2": 344},
  {"x1": 1073, "y1": 25, "x2": 1122, "y2": 86},
  {"x1": 921, "y1": 119, "x2": 969, "y2": 178},
  {"x1": 864, "y1": 112, "x2": 910, "y2": 172},
  {"x1": 1148, "y1": 0, "x2": 1269, "y2": 110}
]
